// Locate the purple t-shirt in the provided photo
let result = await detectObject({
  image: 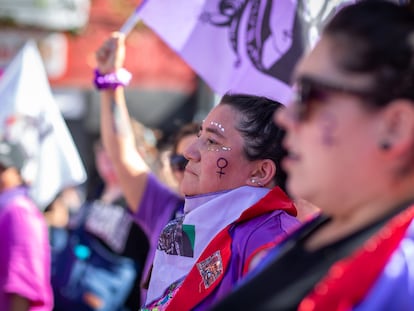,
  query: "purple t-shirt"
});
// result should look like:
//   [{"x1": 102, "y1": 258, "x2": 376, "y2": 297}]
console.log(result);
[
  {"x1": 131, "y1": 173, "x2": 183, "y2": 301},
  {"x1": 194, "y1": 209, "x2": 300, "y2": 310},
  {"x1": 0, "y1": 186, "x2": 53, "y2": 311}
]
